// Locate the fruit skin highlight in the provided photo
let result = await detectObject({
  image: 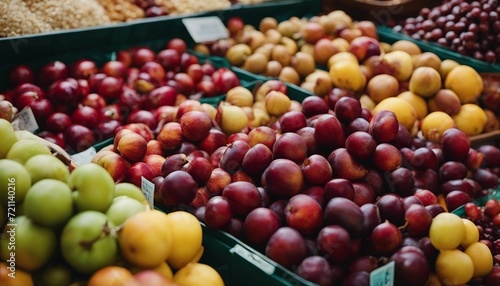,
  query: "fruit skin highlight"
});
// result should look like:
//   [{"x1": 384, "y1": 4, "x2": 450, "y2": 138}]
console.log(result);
[
  {"x1": 173, "y1": 263, "x2": 225, "y2": 286},
  {"x1": 435, "y1": 249, "x2": 474, "y2": 286},
  {"x1": 118, "y1": 210, "x2": 173, "y2": 268},
  {"x1": 445, "y1": 65, "x2": 483, "y2": 104},
  {"x1": 165, "y1": 211, "x2": 203, "y2": 270},
  {"x1": 420, "y1": 111, "x2": 455, "y2": 143},
  {"x1": 429, "y1": 212, "x2": 465, "y2": 251},
  {"x1": 465, "y1": 242, "x2": 494, "y2": 278},
  {"x1": 0, "y1": 118, "x2": 18, "y2": 159}
]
